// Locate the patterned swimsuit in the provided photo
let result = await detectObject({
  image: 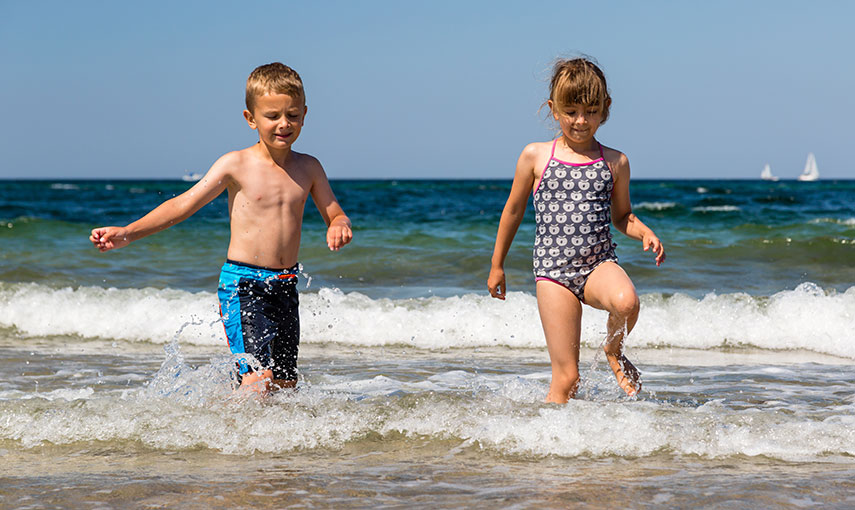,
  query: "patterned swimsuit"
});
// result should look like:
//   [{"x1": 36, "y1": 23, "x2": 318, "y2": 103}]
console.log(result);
[{"x1": 532, "y1": 139, "x2": 618, "y2": 301}]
